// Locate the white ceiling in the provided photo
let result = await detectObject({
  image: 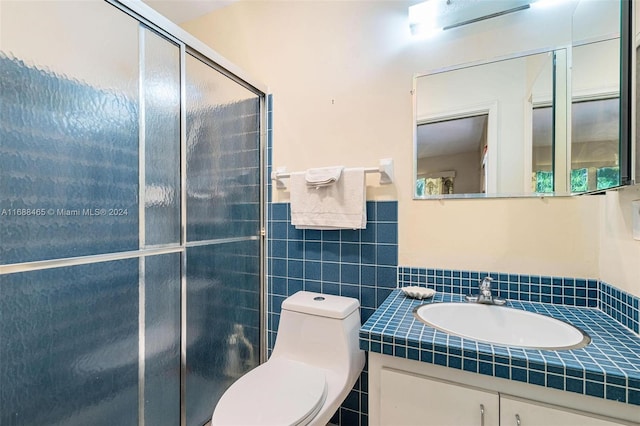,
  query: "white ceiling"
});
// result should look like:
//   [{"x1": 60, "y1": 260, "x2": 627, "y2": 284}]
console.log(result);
[
  {"x1": 142, "y1": 0, "x2": 234, "y2": 24},
  {"x1": 417, "y1": 114, "x2": 488, "y2": 158}
]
